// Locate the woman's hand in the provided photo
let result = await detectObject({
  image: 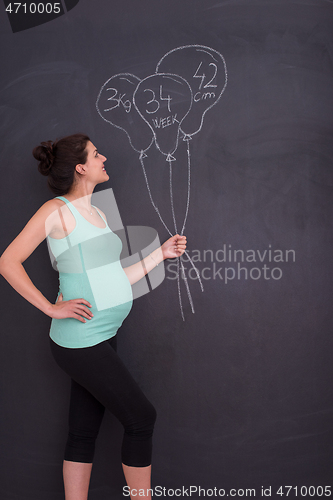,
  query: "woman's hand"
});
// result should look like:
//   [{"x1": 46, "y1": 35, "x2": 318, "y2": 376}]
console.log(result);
[
  {"x1": 161, "y1": 234, "x2": 187, "y2": 260},
  {"x1": 50, "y1": 293, "x2": 93, "y2": 323}
]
